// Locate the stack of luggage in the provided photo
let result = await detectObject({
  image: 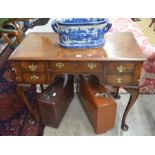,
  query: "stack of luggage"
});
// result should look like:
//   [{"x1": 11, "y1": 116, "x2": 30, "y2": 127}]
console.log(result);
[{"x1": 37, "y1": 74, "x2": 117, "y2": 134}]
